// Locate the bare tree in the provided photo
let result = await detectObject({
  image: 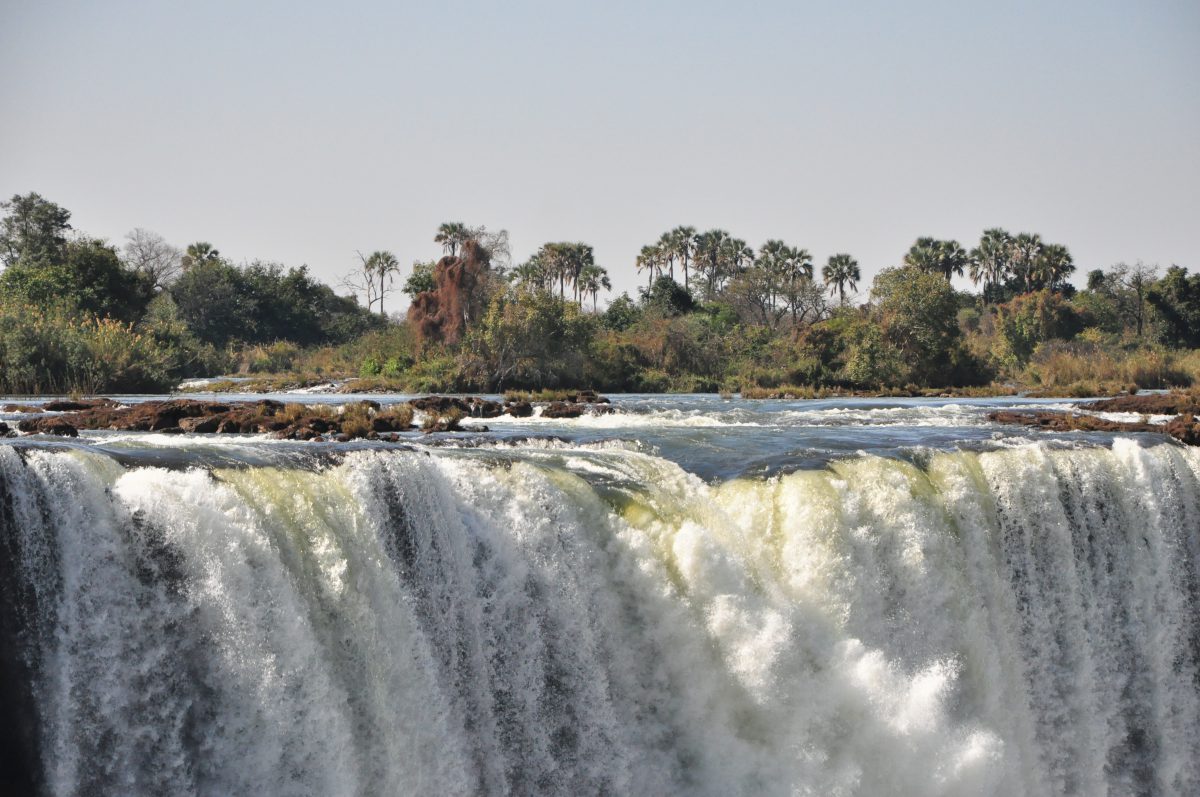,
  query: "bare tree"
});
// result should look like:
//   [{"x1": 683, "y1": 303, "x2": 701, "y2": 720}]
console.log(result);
[
  {"x1": 122, "y1": 228, "x2": 182, "y2": 288},
  {"x1": 342, "y1": 251, "x2": 381, "y2": 313}
]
